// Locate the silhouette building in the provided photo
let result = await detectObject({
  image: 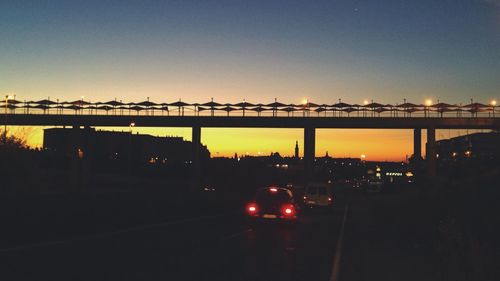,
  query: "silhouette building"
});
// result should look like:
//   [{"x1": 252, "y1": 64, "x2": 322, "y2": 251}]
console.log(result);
[
  {"x1": 43, "y1": 128, "x2": 210, "y2": 166},
  {"x1": 434, "y1": 132, "x2": 500, "y2": 162}
]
